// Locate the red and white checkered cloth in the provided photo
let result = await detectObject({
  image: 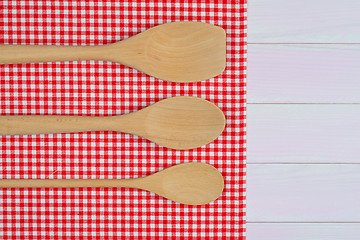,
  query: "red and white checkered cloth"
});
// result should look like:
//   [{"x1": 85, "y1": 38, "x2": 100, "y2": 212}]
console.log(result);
[{"x1": 0, "y1": 1, "x2": 246, "y2": 239}]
